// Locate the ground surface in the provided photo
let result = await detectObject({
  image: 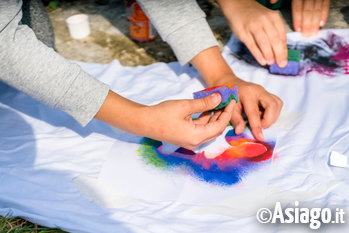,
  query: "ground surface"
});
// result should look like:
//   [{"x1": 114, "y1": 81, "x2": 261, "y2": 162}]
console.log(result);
[
  {"x1": 48, "y1": 0, "x2": 349, "y2": 65},
  {"x1": 1, "y1": 0, "x2": 348, "y2": 232}
]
